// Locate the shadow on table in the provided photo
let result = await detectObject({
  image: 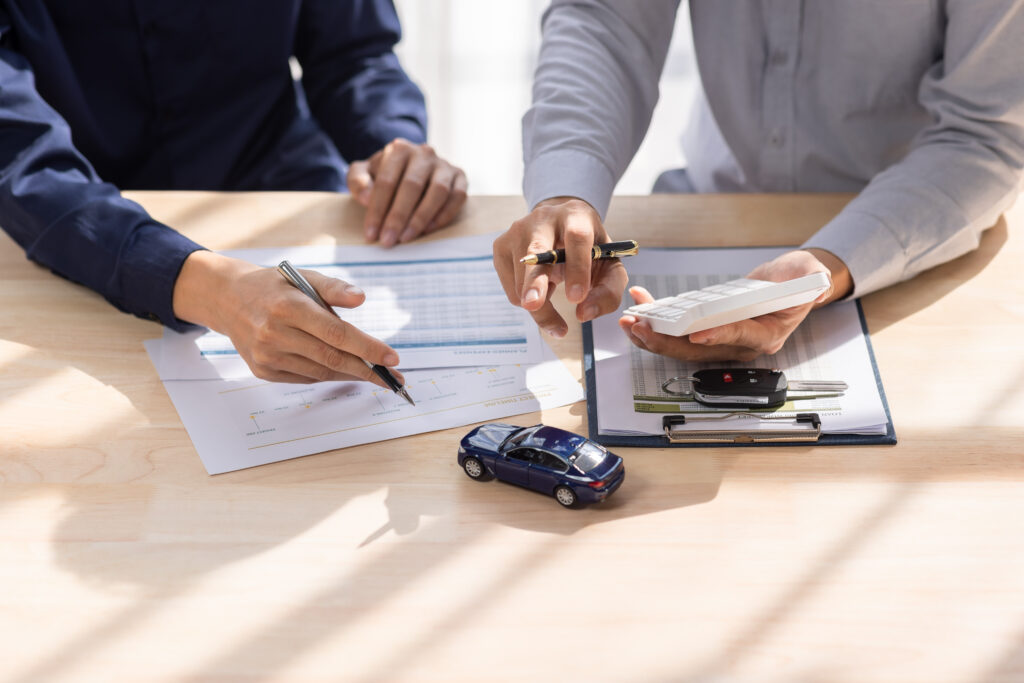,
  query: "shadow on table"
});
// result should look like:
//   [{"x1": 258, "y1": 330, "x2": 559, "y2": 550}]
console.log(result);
[
  {"x1": 13, "y1": 209, "x2": 1011, "y2": 682},
  {"x1": 5, "y1": 356, "x2": 725, "y2": 683},
  {"x1": 978, "y1": 625, "x2": 1024, "y2": 683},
  {"x1": 862, "y1": 217, "x2": 1007, "y2": 335}
]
